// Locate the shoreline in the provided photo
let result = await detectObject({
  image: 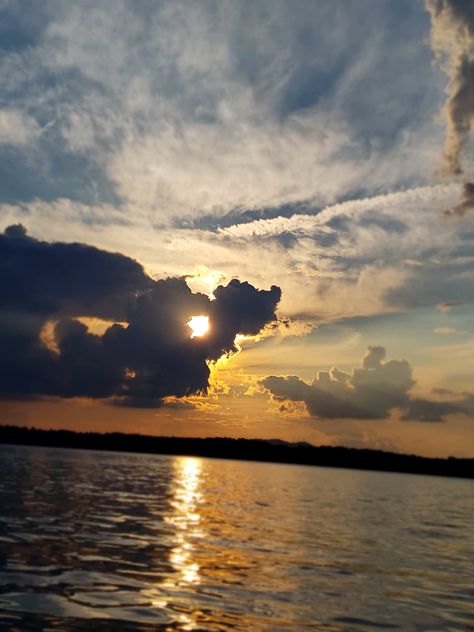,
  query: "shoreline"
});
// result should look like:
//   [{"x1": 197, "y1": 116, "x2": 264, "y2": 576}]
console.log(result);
[{"x1": 1, "y1": 425, "x2": 473, "y2": 480}]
